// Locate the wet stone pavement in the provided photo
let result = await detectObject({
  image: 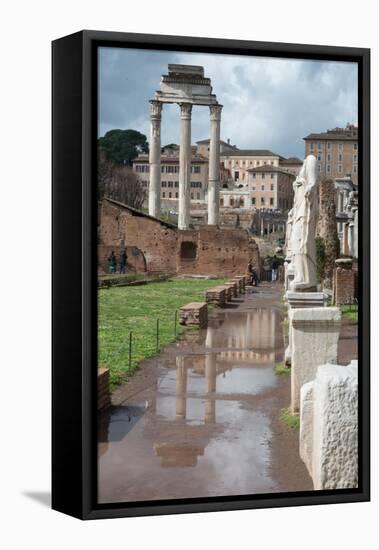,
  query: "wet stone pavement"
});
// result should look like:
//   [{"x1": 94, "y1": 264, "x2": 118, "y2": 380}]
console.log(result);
[{"x1": 98, "y1": 283, "x2": 314, "y2": 503}]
